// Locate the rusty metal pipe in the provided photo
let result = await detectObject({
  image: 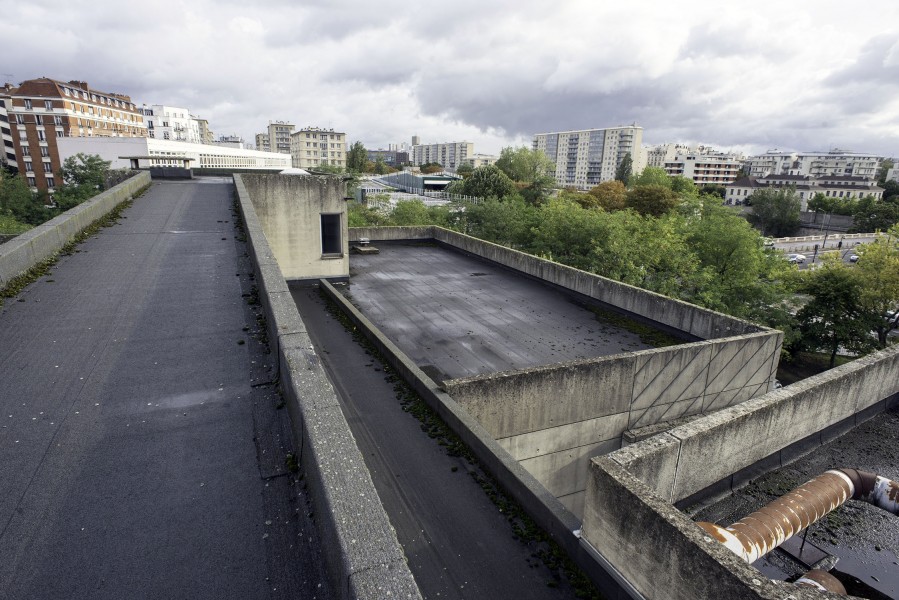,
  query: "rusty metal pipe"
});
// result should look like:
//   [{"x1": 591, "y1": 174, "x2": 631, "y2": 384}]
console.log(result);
[
  {"x1": 698, "y1": 469, "x2": 899, "y2": 564},
  {"x1": 794, "y1": 570, "x2": 847, "y2": 595}
]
